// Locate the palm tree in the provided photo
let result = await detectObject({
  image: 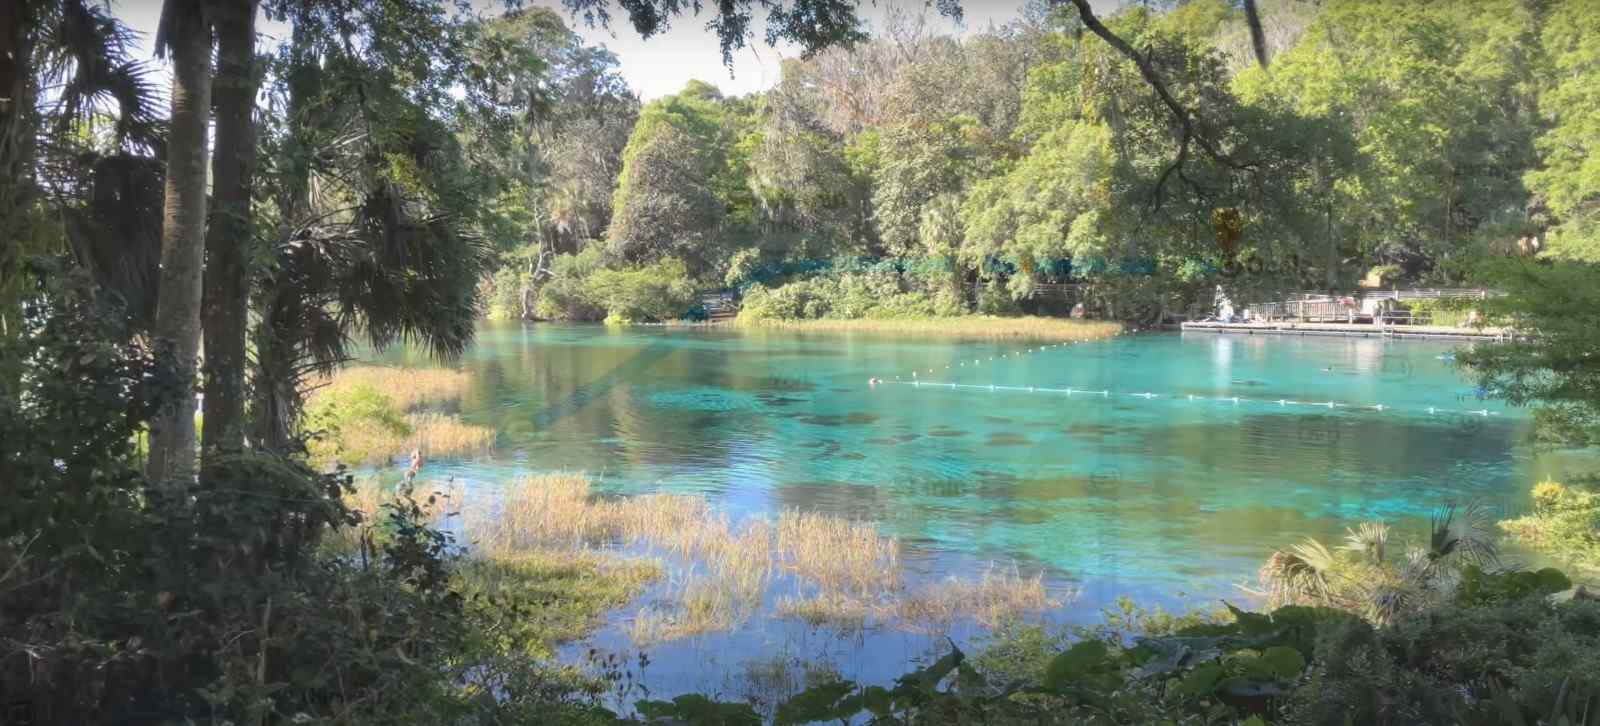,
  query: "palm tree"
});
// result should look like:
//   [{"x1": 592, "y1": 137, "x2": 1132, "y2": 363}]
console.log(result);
[
  {"x1": 1254, "y1": 504, "x2": 1501, "y2": 624},
  {"x1": 146, "y1": 0, "x2": 212, "y2": 484},
  {"x1": 250, "y1": 1, "x2": 490, "y2": 452},
  {"x1": 4, "y1": 0, "x2": 165, "y2": 391},
  {"x1": 201, "y1": 0, "x2": 259, "y2": 461}
]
